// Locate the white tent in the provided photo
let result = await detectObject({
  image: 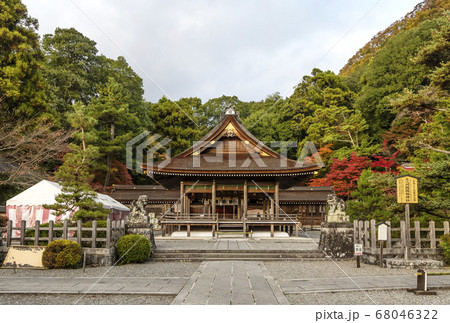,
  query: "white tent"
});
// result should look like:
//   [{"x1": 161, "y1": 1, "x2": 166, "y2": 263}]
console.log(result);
[{"x1": 6, "y1": 180, "x2": 129, "y2": 231}]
